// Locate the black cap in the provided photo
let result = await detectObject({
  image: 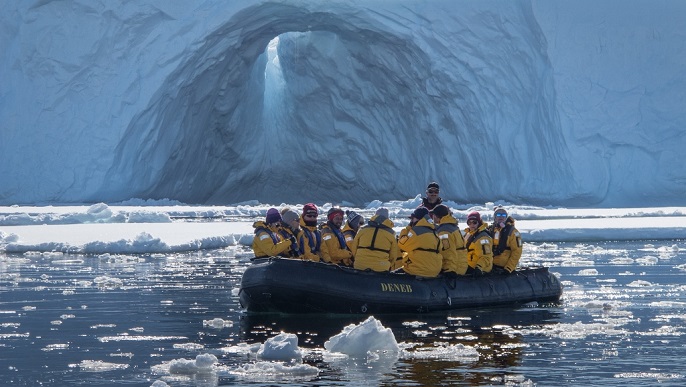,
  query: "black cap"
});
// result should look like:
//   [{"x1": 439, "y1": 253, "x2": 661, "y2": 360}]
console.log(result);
[
  {"x1": 429, "y1": 204, "x2": 450, "y2": 218},
  {"x1": 427, "y1": 182, "x2": 439, "y2": 190},
  {"x1": 410, "y1": 207, "x2": 430, "y2": 219}
]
